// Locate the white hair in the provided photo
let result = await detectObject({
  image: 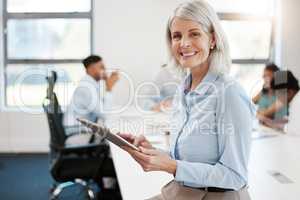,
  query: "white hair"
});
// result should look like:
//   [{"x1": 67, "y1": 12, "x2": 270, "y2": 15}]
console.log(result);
[{"x1": 166, "y1": 0, "x2": 231, "y2": 75}]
